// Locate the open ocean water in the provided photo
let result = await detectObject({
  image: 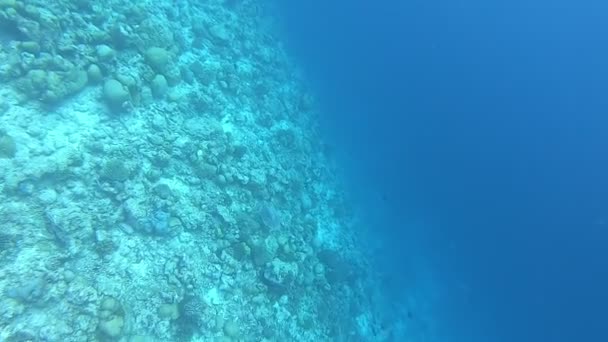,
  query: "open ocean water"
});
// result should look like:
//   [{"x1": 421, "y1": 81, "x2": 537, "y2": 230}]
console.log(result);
[
  {"x1": 0, "y1": 0, "x2": 606, "y2": 341},
  {"x1": 274, "y1": 0, "x2": 608, "y2": 341}
]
